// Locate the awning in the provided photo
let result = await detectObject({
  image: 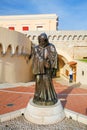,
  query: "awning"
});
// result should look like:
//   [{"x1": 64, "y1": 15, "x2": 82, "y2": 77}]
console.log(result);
[{"x1": 67, "y1": 61, "x2": 77, "y2": 66}]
